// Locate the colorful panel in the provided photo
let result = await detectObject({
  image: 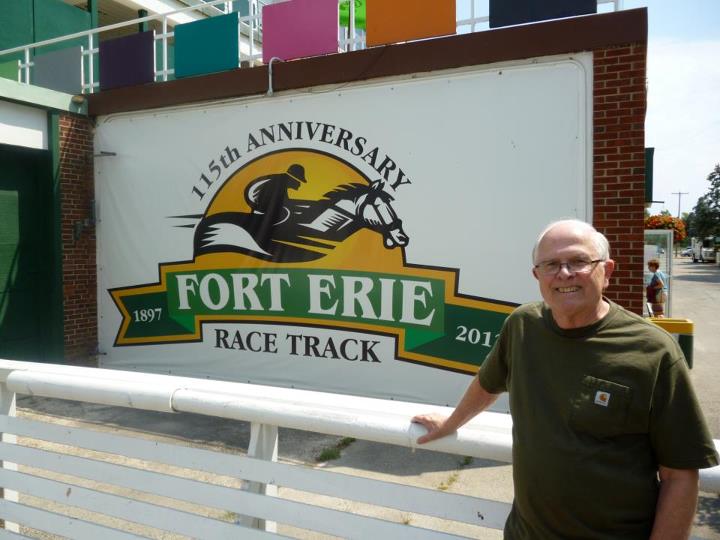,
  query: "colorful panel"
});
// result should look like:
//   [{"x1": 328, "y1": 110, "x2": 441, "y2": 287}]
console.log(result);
[
  {"x1": 174, "y1": 13, "x2": 239, "y2": 79},
  {"x1": 262, "y1": 0, "x2": 338, "y2": 63},
  {"x1": 366, "y1": 0, "x2": 455, "y2": 47},
  {"x1": 489, "y1": 0, "x2": 597, "y2": 28},
  {"x1": 99, "y1": 31, "x2": 155, "y2": 91},
  {"x1": 339, "y1": 0, "x2": 366, "y2": 29},
  {"x1": 0, "y1": 60, "x2": 20, "y2": 82},
  {"x1": 33, "y1": 46, "x2": 82, "y2": 94}
]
